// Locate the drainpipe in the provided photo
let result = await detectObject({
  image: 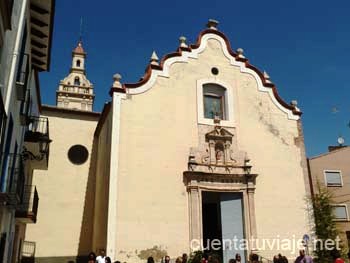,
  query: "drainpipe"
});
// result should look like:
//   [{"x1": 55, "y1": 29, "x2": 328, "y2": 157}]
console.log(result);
[{"x1": 5, "y1": 0, "x2": 29, "y2": 113}]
